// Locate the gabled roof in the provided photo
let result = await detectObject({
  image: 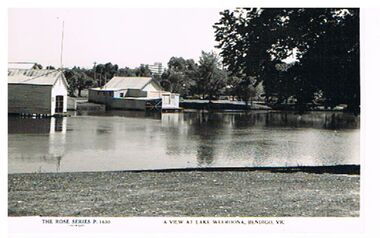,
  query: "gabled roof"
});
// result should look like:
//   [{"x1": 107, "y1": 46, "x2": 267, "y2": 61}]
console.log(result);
[
  {"x1": 103, "y1": 76, "x2": 162, "y2": 90},
  {"x1": 8, "y1": 69, "x2": 68, "y2": 87}
]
